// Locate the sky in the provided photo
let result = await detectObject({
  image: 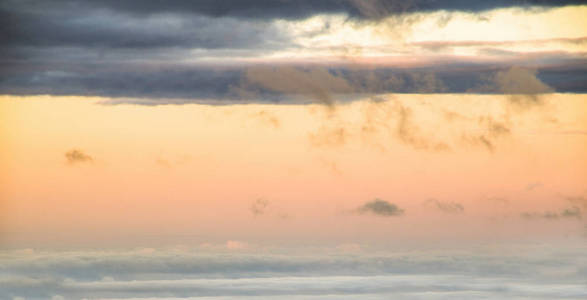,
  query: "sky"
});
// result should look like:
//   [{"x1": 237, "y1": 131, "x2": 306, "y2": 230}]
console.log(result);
[{"x1": 1, "y1": 0, "x2": 587, "y2": 299}]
